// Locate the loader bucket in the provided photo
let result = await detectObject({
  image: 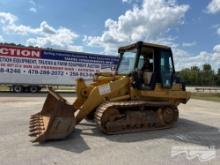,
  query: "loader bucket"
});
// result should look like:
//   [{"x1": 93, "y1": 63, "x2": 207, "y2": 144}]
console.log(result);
[{"x1": 29, "y1": 88, "x2": 76, "y2": 143}]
